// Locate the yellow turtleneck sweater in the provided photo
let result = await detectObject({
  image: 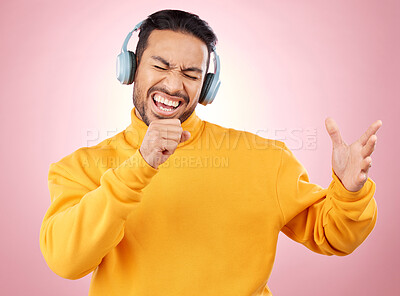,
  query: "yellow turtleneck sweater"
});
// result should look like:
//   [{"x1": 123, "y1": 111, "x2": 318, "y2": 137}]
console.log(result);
[{"x1": 40, "y1": 107, "x2": 377, "y2": 296}]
